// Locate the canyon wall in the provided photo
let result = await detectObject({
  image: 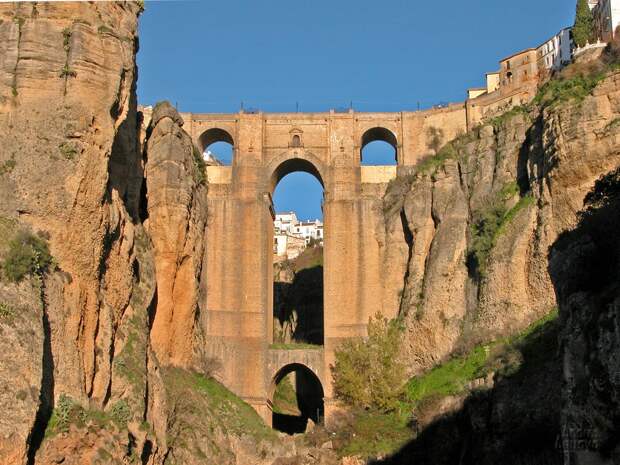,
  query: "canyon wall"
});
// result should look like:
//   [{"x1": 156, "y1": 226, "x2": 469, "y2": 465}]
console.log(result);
[
  {"x1": 383, "y1": 72, "x2": 620, "y2": 375},
  {"x1": 1, "y1": 1, "x2": 620, "y2": 464}
]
